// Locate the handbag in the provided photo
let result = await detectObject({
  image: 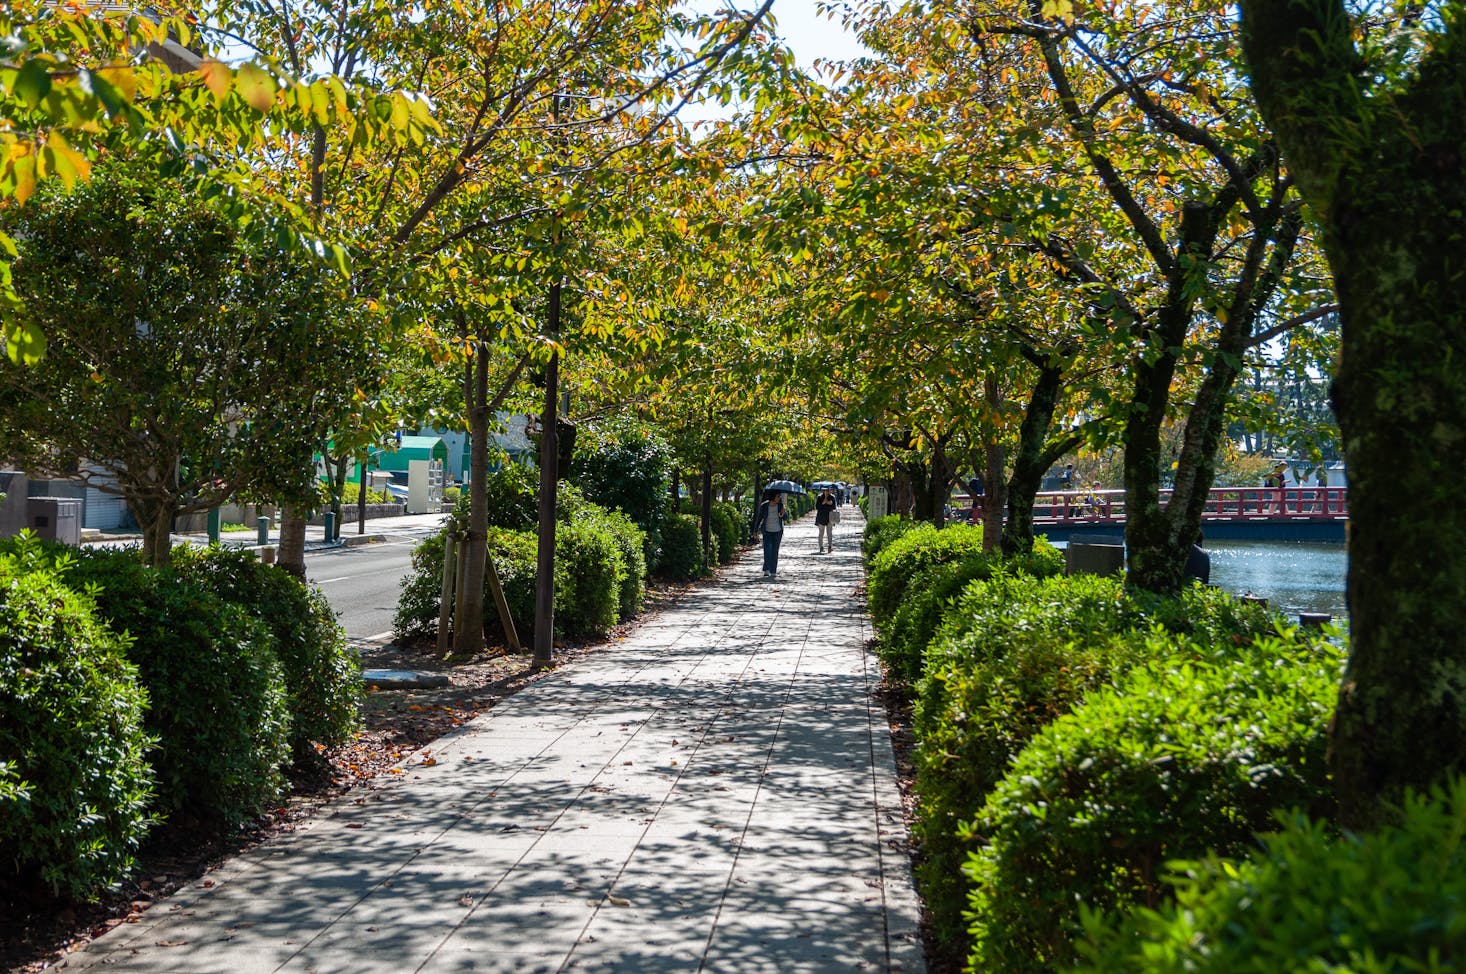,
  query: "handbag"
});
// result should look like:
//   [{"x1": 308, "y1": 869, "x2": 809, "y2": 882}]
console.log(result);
[{"x1": 831, "y1": 509, "x2": 841, "y2": 525}]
